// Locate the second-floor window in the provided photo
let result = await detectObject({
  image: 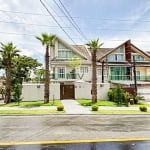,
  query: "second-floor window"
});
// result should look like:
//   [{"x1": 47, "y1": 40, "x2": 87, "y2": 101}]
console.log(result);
[
  {"x1": 57, "y1": 67, "x2": 65, "y2": 78},
  {"x1": 58, "y1": 50, "x2": 75, "y2": 59},
  {"x1": 80, "y1": 66, "x2": 88, "y2": 74},
  {"x1": 107, "y1": 54, "x2": 124, "y2": 61},
  {"x1": 132, "y1": 55, "x2": 144, "y2": 61}
]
